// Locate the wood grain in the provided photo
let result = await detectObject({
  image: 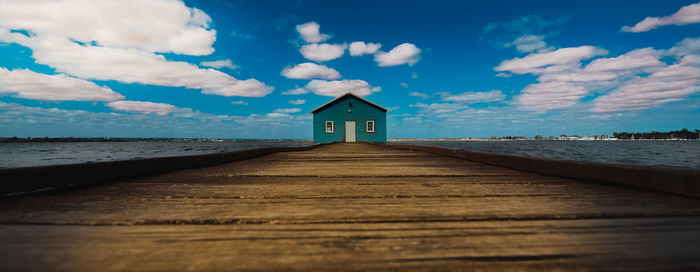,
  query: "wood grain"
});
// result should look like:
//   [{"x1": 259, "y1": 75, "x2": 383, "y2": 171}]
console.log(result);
[{"x1": 1, "y1": 142, "x2": 700, "y2": 271}]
